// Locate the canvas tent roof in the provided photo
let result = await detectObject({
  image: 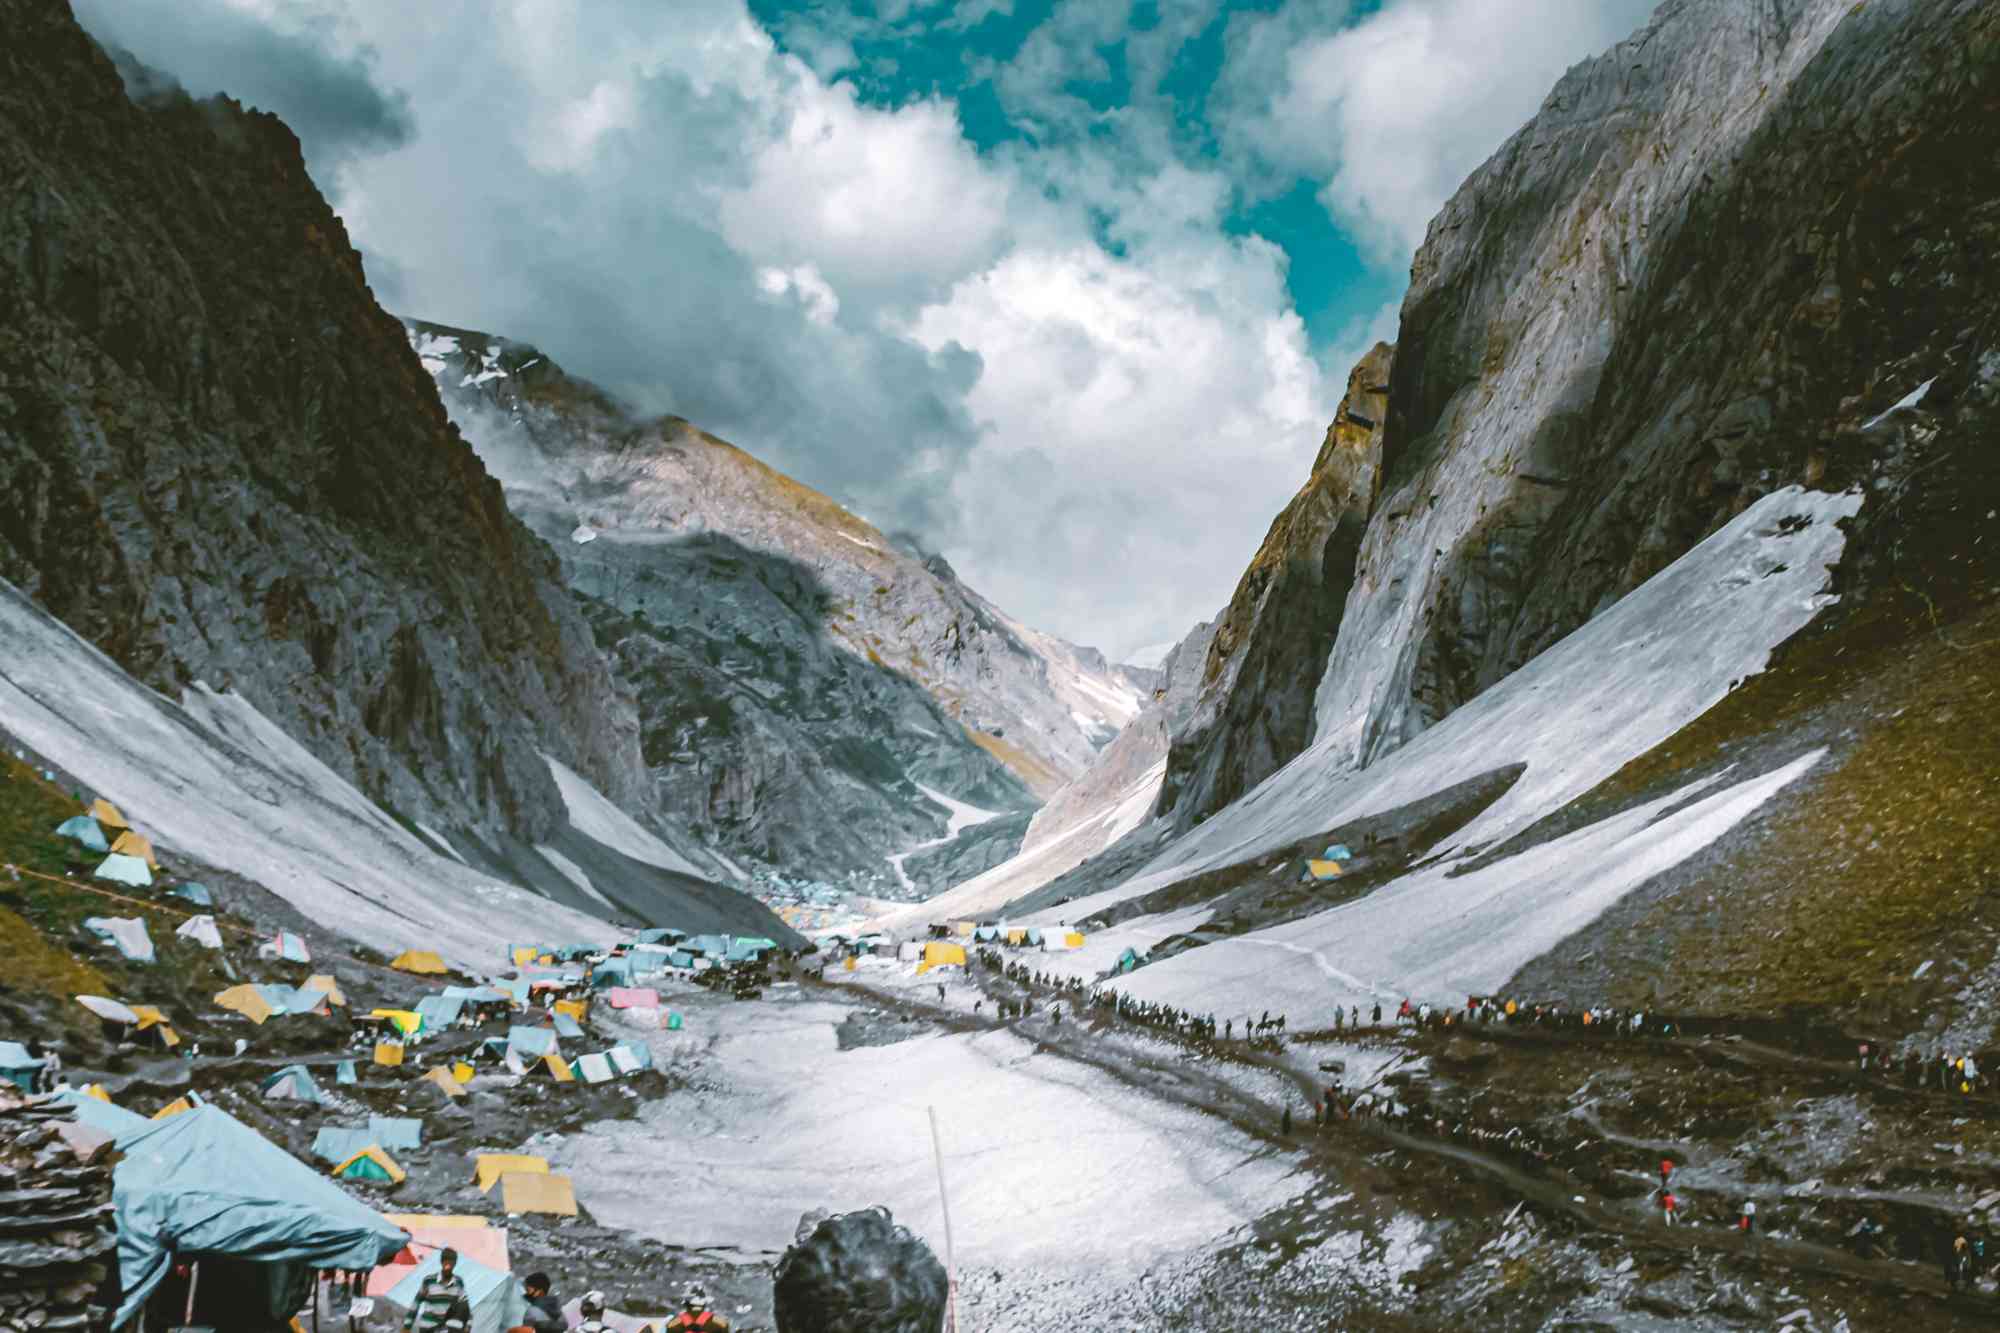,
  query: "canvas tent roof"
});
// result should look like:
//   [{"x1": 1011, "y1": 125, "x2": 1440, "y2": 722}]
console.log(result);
[
  {"x1": 686, "y1": 934, "x2": 728, "y2": 958},
  {"x1": 368, "y1": 1116, "x2": 423, "y2": 1151},
  {"x1": 89, "y1": 798, "x2": 128, "y2": 831},
  {"x1": 591, "y1": 956, "x2": 634, "y2": 987},
  {"x1": 111, "y1": 1105, "x2": 408, "y2": 1326},
  {"x1": 0, "y1": 1042, "x2": 39, "y2": 1093},
  {"x1": 443, "y1": 985, "x2": 511, "y2": 1005},
  {"x1": 386, "y1": 1249, "x2": 524, "y2": 1333},
  {"x1": 1305, "y1": 858, "x2": 1345, "y2": 881},
  {"x1": 55, "y1": 815, "x2": 108, "y2": 853},
  {"x1": 82, "y1": 916, "x2": 155, "y2": 963},
  {"x1": 474, "y1": 1154, "x2": 548, "y2": 1193},
  {"x1": 550, "y1": 1011, "x2": 584, "y2": 1040},
  {"x1": 311, "y1": 1126, "x2": 378, "y2": 1165},
  {"x1": 422, "y1": 1066, "x2": 467, "y2": 1099},
  {"x1": 500, "y1": 1171, "x2": 577, "y2": 1217},
  {"x1": 608, "y1": 987, "x2": 658, "y2": 1009},
  {"x1": 303, "y1": 974, "x2": 346, "y2": 1006},
  {"x1": 371, "y1": 1009, "x2": 423, "y2": 1038},
  {"x1": 214, "y1": 985, "x2": 275, "y2": 1024},
  {"x1": 92, "y1": 854, "x2": 151, "y2": 888},
  {"x1": 167, "y1": 881, "x2": 214, "y2": 907},
  {"x1": 333, "y1": 1145, "x2": 407, "y2": 1184},
  {"x1": 50, "y1": 1088, "x2": 150, "y2": 1139},
  {"x1": 260, "y1": 1065, "x2": 325, "y2": 1104},
  {"x1": 416, "y1": 996, "x2": 466, "y2": 1030},
  {"x1": 574, "y1": 1052, "x2": 614, "y2": 1084},
  {"x1": 918, "y1": 942, "x2": 966, "y2": 974},
  {"x1": 76, "y1": 994, "x2": 140, "y2": 1025},
  {"x1": 392, "y1": 950, "x2": 449, "y2": 975},
  {"x1": 373, "y1": 1215, "x2": 508, "y2": 1296},
  {"x1": 262, "y1": 931, "x2": 310, "y2": 963},
  {"x1": 505, "y1": 1026, "x2": 558, "y2": 1058},
  {"x1": 175, "y1": 914, "x2": 224, "y2": 950},
  {"x1": 110, "y1": 830, "x2": 157, "y2": 868}
]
